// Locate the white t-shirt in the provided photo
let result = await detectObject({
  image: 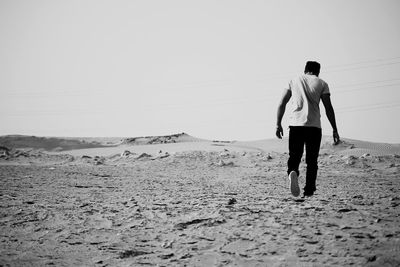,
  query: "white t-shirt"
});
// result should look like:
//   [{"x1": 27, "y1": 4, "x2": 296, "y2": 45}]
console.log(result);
[{"x1": 287, "y1": 74, "x2": 330, "y2": 129}]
